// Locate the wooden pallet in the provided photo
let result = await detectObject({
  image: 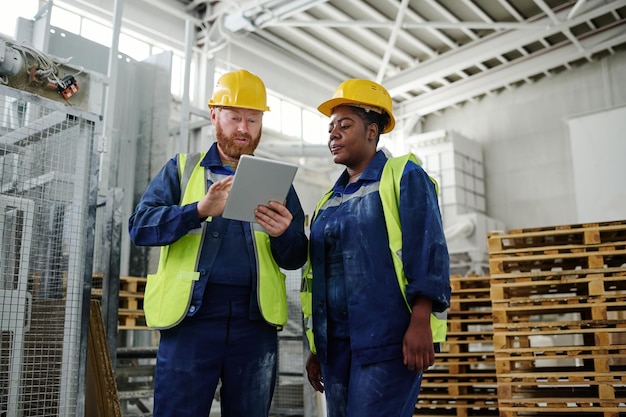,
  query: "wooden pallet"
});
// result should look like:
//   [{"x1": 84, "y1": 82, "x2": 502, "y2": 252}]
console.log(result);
[
  {"x1": 118, "y1": 308, "x2": 147, "y2": 330},
  {"x1": 91, "y1": 275, "x2": 148, "y2": 329},
  {"x1": 422, "y1": 364, "x2": 496, "y2": 378},
  {"x1": 118, "y1": 276, "x2": 146, "y2": 329},
  {"x1": 492, "y1": 297, "x2": 626, "y2": 321},
  {"x1": 493, "y1": 342, "x2": 626, "y2": 361},
  {"x1": 448, "y1": 274, "x2": 494, "y2": 331},
  {"x1": 422, "y1": 370, "x2": 498, "y2": 384},
  {"x1": 451, "y1": 273, "x2": 494, "y2": 291},
  {"x1": 431, "y1": 352, "x2": 496, "y2": 367},
  {"x1": 489, "y1": 246, "x2": 626, "y2": 274},
  {"x1": 490, "y1": 313, "x2": 626, "y2": 405},
  {"x1": 490, "y1": 267, "x2": 626, "y2": 303},
  {"x1": 445, "y1": 331, "x2": 493, "y2": 343},
  {"x1": 488, "y1": 221, "x2": 626, "y2": 252},
  {"x1": 495, "y1": 376, "x2": 626, "y2": 416},
  {"x1": 415, "y1": 398, "x2": 499, "y2": 417},
  {"x1": 497, "y1": 395, "x2": 626, "y2": 417},
  {"x1": 495, "y1": 369, "x2": 626, "y2": 384},
  {"x1": 497, "y1": 404, "x2": 625, "y2": 417},
  {"x1": 416, "y1": 274, "x2": 498, "y2": 417},
  {"x1": 490, "y1": 266, "x2": 626, "y2": 280},
  {"x1": 487, "y1": 221, "x2": 626, "y2": 275},
  {"x1": 92, "y1": 272, "x2": 104, "y2": 289}
]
